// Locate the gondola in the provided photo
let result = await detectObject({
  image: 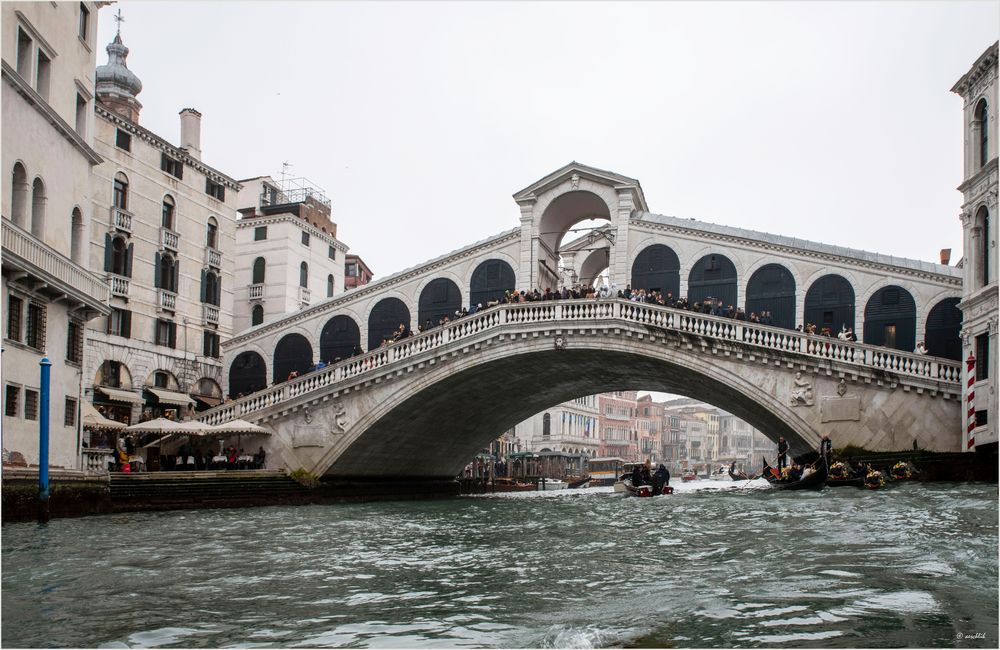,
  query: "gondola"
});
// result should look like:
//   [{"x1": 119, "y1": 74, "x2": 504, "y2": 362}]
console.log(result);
[
  {"x1": 761, "y1": 459, "x2": 827, "y2": 491},
  {"x1": 566, "y1": 475, "x2": 590, "y2": 489},
  {"x1": 826, "y1": 461, "x2": 864, "y2": 488},
  {"x1": 622, "y1": 479, "x2": 674, "y2": 497},
  {"x1": 728, "y1": 466, "x2": 751, "y2": 481}
]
